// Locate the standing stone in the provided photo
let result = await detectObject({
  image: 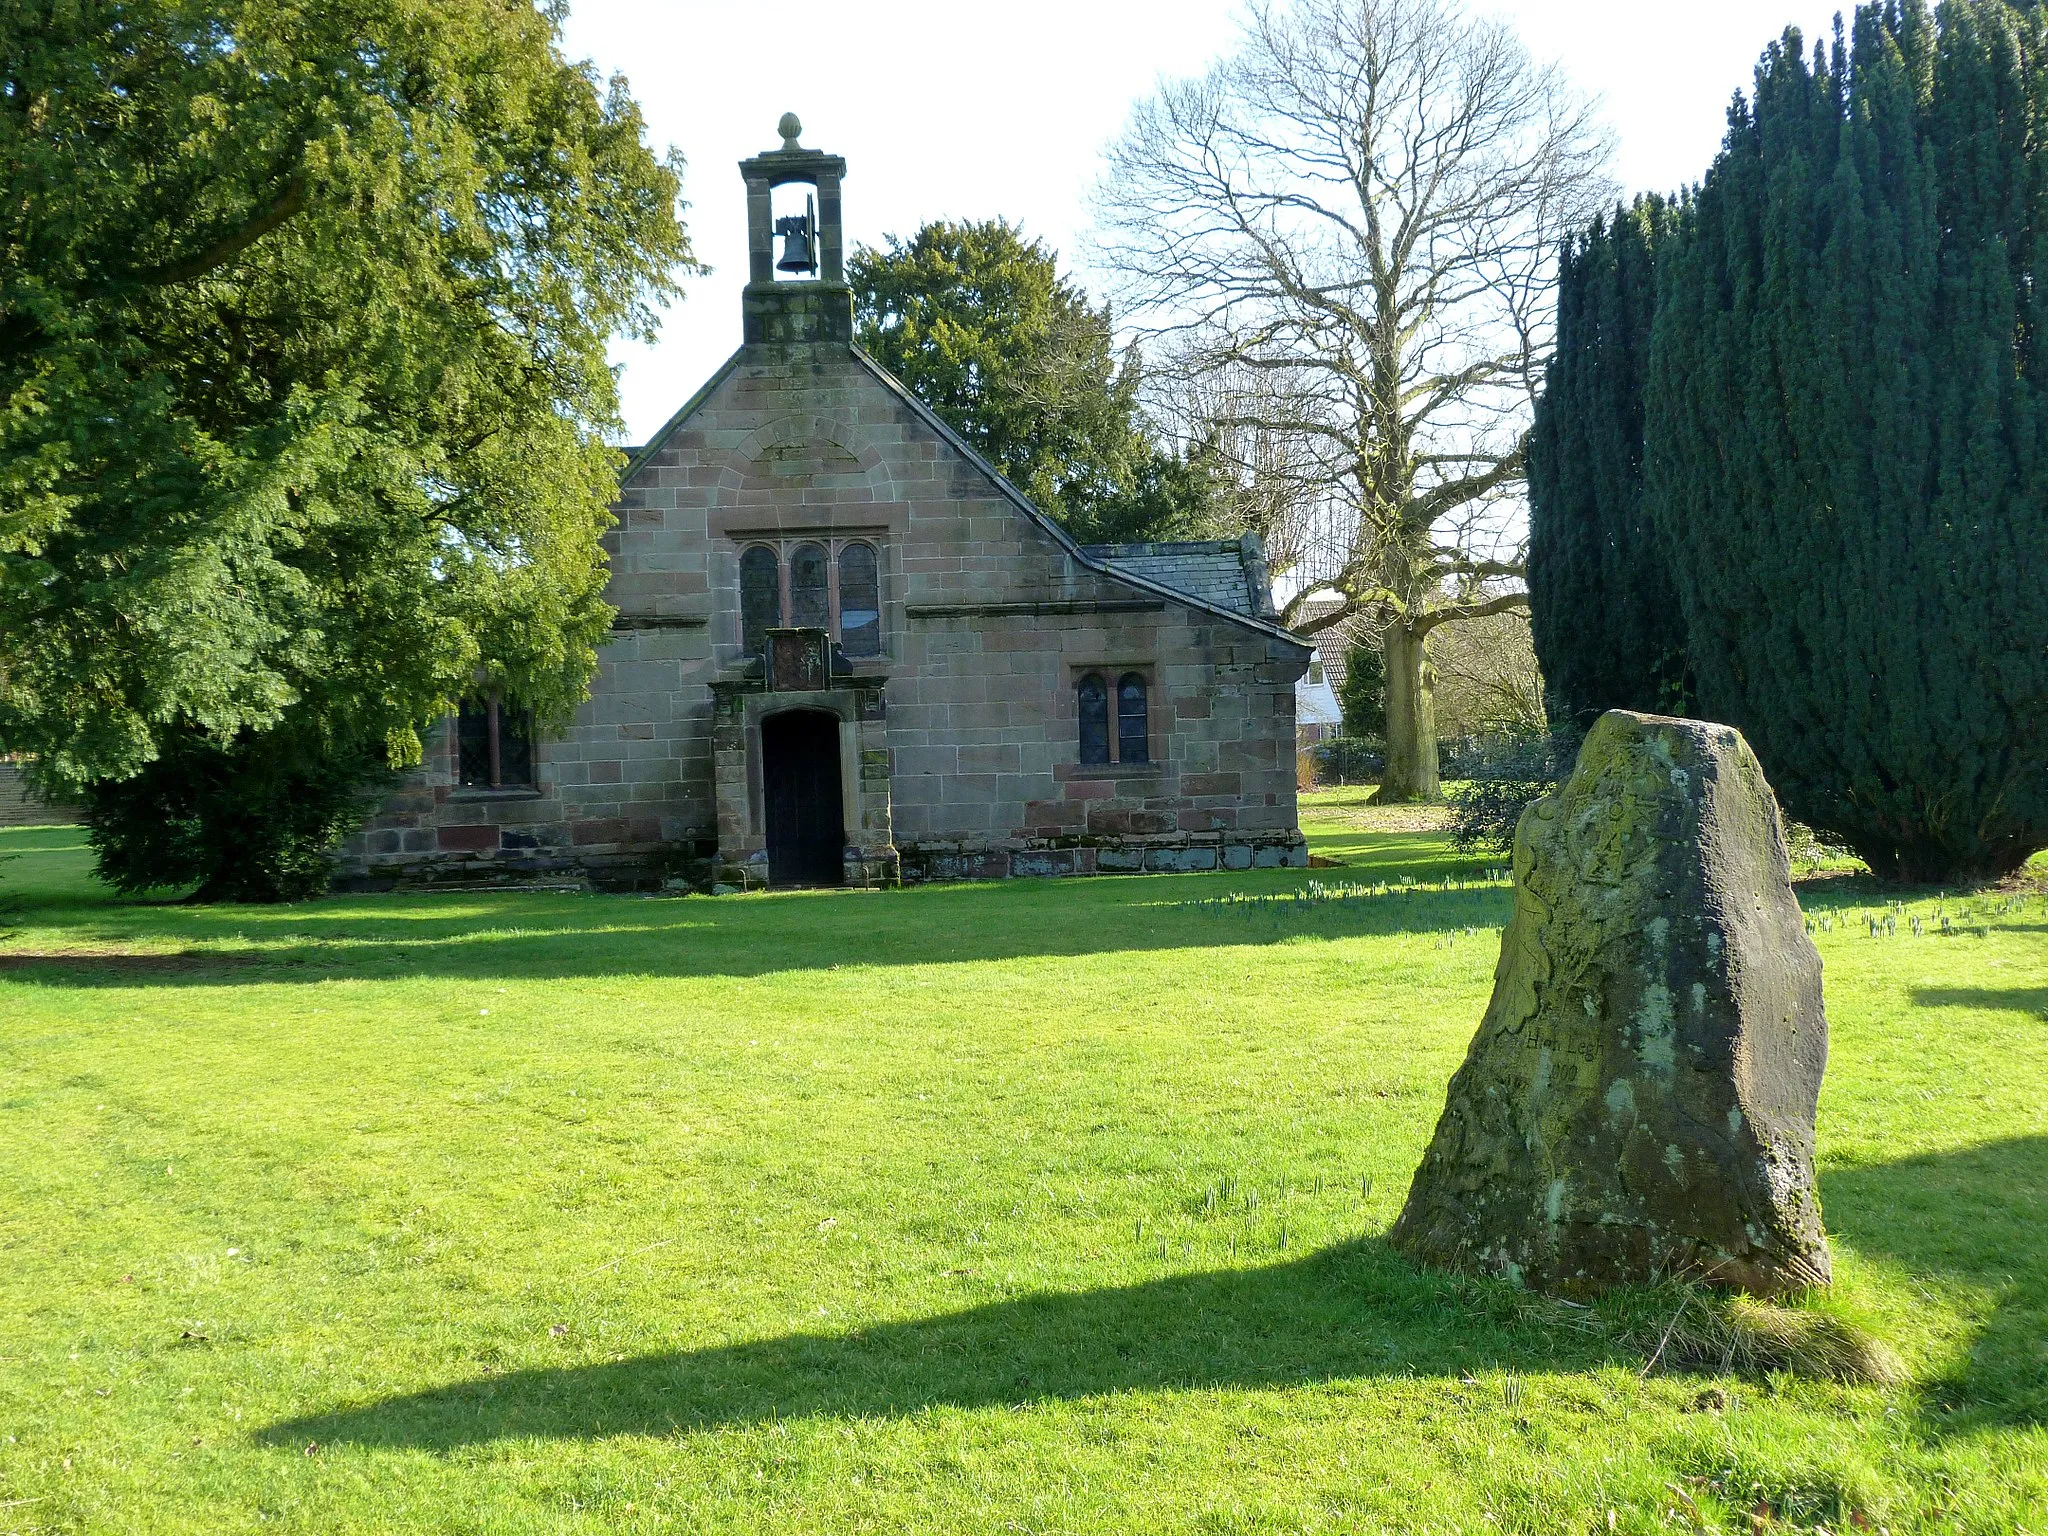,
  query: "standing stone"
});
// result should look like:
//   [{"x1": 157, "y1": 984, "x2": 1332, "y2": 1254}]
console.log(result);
[{"x1": 1389, "y1": 711, "x2": 1830, "y2": 1297}]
